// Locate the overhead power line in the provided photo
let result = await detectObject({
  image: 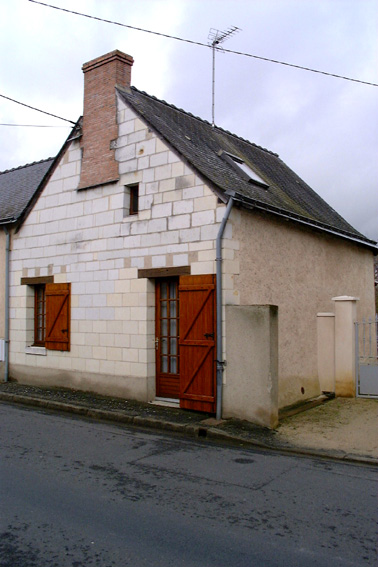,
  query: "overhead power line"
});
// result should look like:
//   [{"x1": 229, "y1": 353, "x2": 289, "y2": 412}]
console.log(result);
[
  {"x1": 28, "y1": 0, "x2": 378, "y2": 87},
  {"x1": 0, "y1": 93, "x2": 76, "y2": 124},
  {"x1": 0, "y1": 123, "x2": 71, "y2": 127}
]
